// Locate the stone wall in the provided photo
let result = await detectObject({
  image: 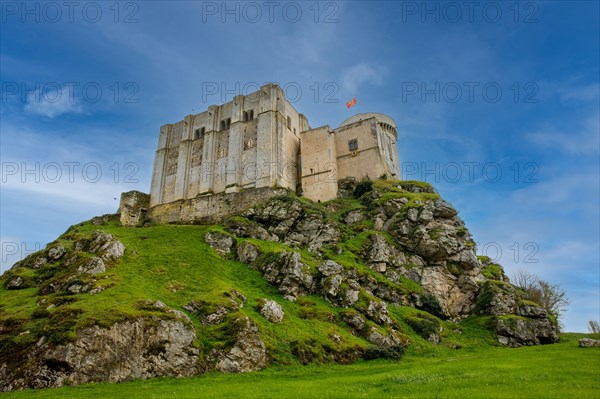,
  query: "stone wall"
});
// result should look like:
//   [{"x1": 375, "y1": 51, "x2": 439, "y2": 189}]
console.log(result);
[
  {"x1": 146, "y1": 187, "x2": 288, "y2": 225},
  {"x1": 119, "y1": 191, "x2": 150, "y2": 227},
  {"x1": 300, "y1": 126, "x2": 338, "y2": 202}
]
